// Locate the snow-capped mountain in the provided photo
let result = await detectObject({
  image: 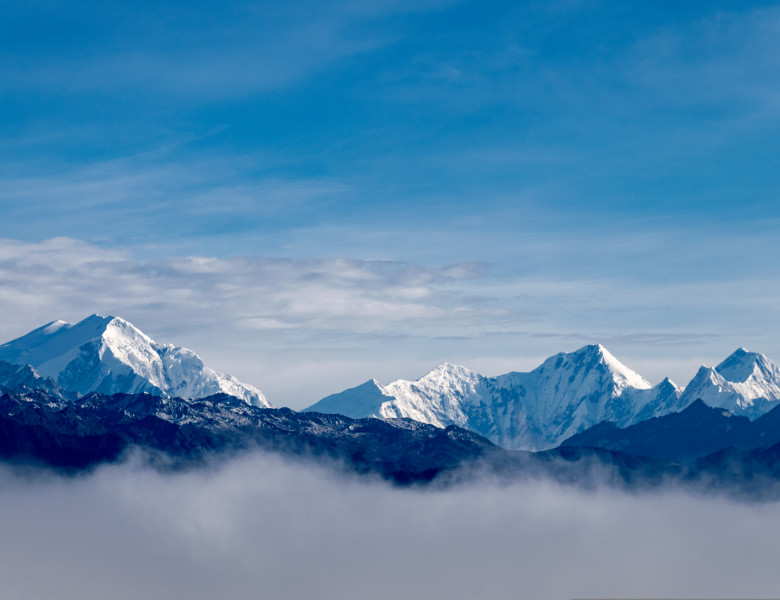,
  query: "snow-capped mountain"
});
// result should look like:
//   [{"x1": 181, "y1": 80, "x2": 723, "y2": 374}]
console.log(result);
[
  {"x1": 679, "y1": 348, "x2": 780, "y2": 418},
  {"x1": 306, "y1": 344, "x2": 684, "y2": 450},
  {"x1": 0, "y1": 315, "x2": 270, "y2": 407}
]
